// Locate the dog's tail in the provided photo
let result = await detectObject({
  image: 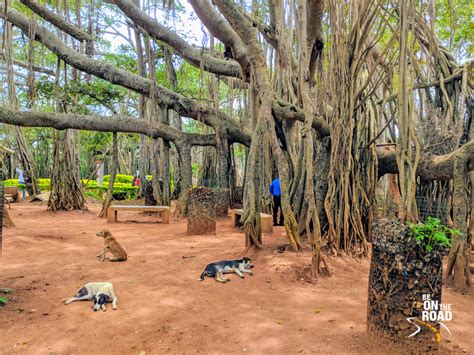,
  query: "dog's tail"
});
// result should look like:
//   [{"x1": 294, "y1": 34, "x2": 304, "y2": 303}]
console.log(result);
[{"x1": 197, "y1": 270, "x2": 207, "y2": 281}]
